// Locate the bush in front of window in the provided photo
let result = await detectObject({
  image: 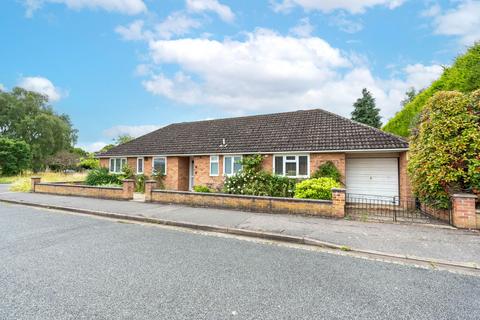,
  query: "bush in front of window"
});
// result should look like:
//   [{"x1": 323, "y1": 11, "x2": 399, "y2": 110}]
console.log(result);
[
  {"x1": 223, "y1": 155, "x2": 296, "y2": 197},
  {"x1": 85, "y1": 168, "x2": 123, "y2": 186},
  {"x1": 152, "y1": 170, "x2": 166, "y2": 189},
  {"x1": 311, "y1": 161, "x2": 342, "y2": 182},
  {"x1": 294, "y1": 177, "x2": 340, "y2": 200},
  {"x1": 193, "y1": 185, "x2": 213, "y2": 193}
]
